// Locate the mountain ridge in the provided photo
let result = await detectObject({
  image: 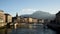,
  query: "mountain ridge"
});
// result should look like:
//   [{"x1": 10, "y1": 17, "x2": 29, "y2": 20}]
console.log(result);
[{"x1": 20, "y1": 11, "x2": 55, "y2": 20}]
